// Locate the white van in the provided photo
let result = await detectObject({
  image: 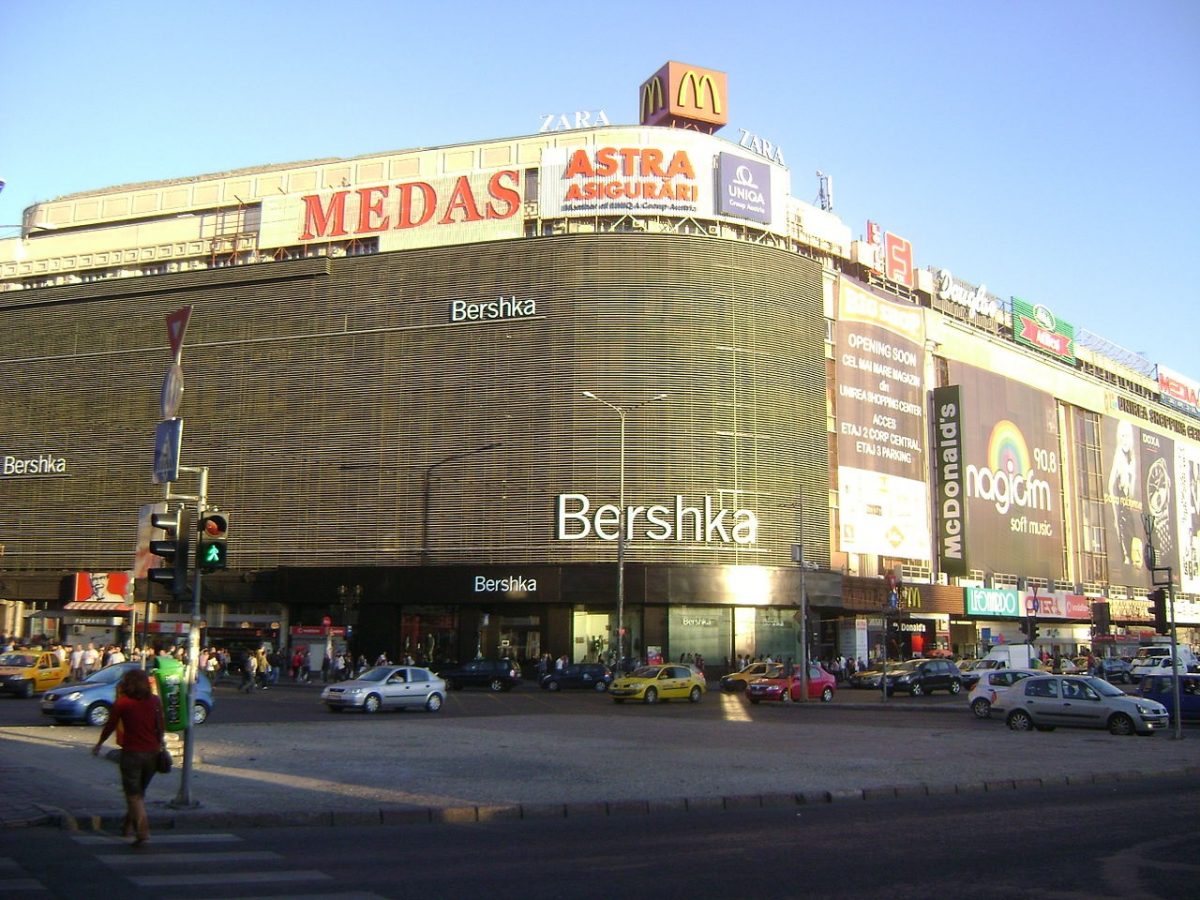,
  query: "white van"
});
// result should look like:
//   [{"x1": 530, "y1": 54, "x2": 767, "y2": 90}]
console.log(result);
[{"x1": 1130, "y1": 645, "x2": 1199, "y2": 681}]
